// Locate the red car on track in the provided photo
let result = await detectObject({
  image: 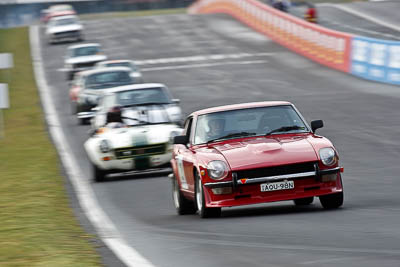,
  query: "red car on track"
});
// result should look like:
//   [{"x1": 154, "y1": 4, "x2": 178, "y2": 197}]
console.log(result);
[{"x1": 171, "y1": 101, "x2": 344, "y2": 218}]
